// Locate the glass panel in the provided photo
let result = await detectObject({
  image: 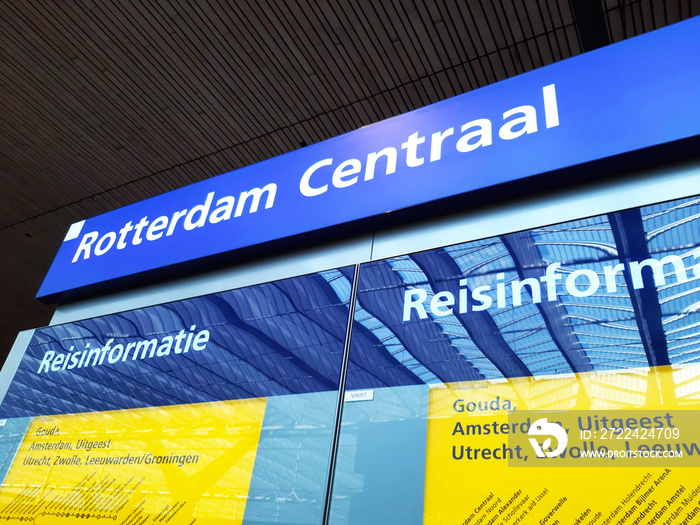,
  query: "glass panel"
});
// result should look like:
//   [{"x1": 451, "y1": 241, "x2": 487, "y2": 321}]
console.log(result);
[
  {"x1": 0, "y1": 268, "x2": 355, "y2": 525},
  {"x1": 329, "y1": 195, "x2": 700, "y2": 524}
]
